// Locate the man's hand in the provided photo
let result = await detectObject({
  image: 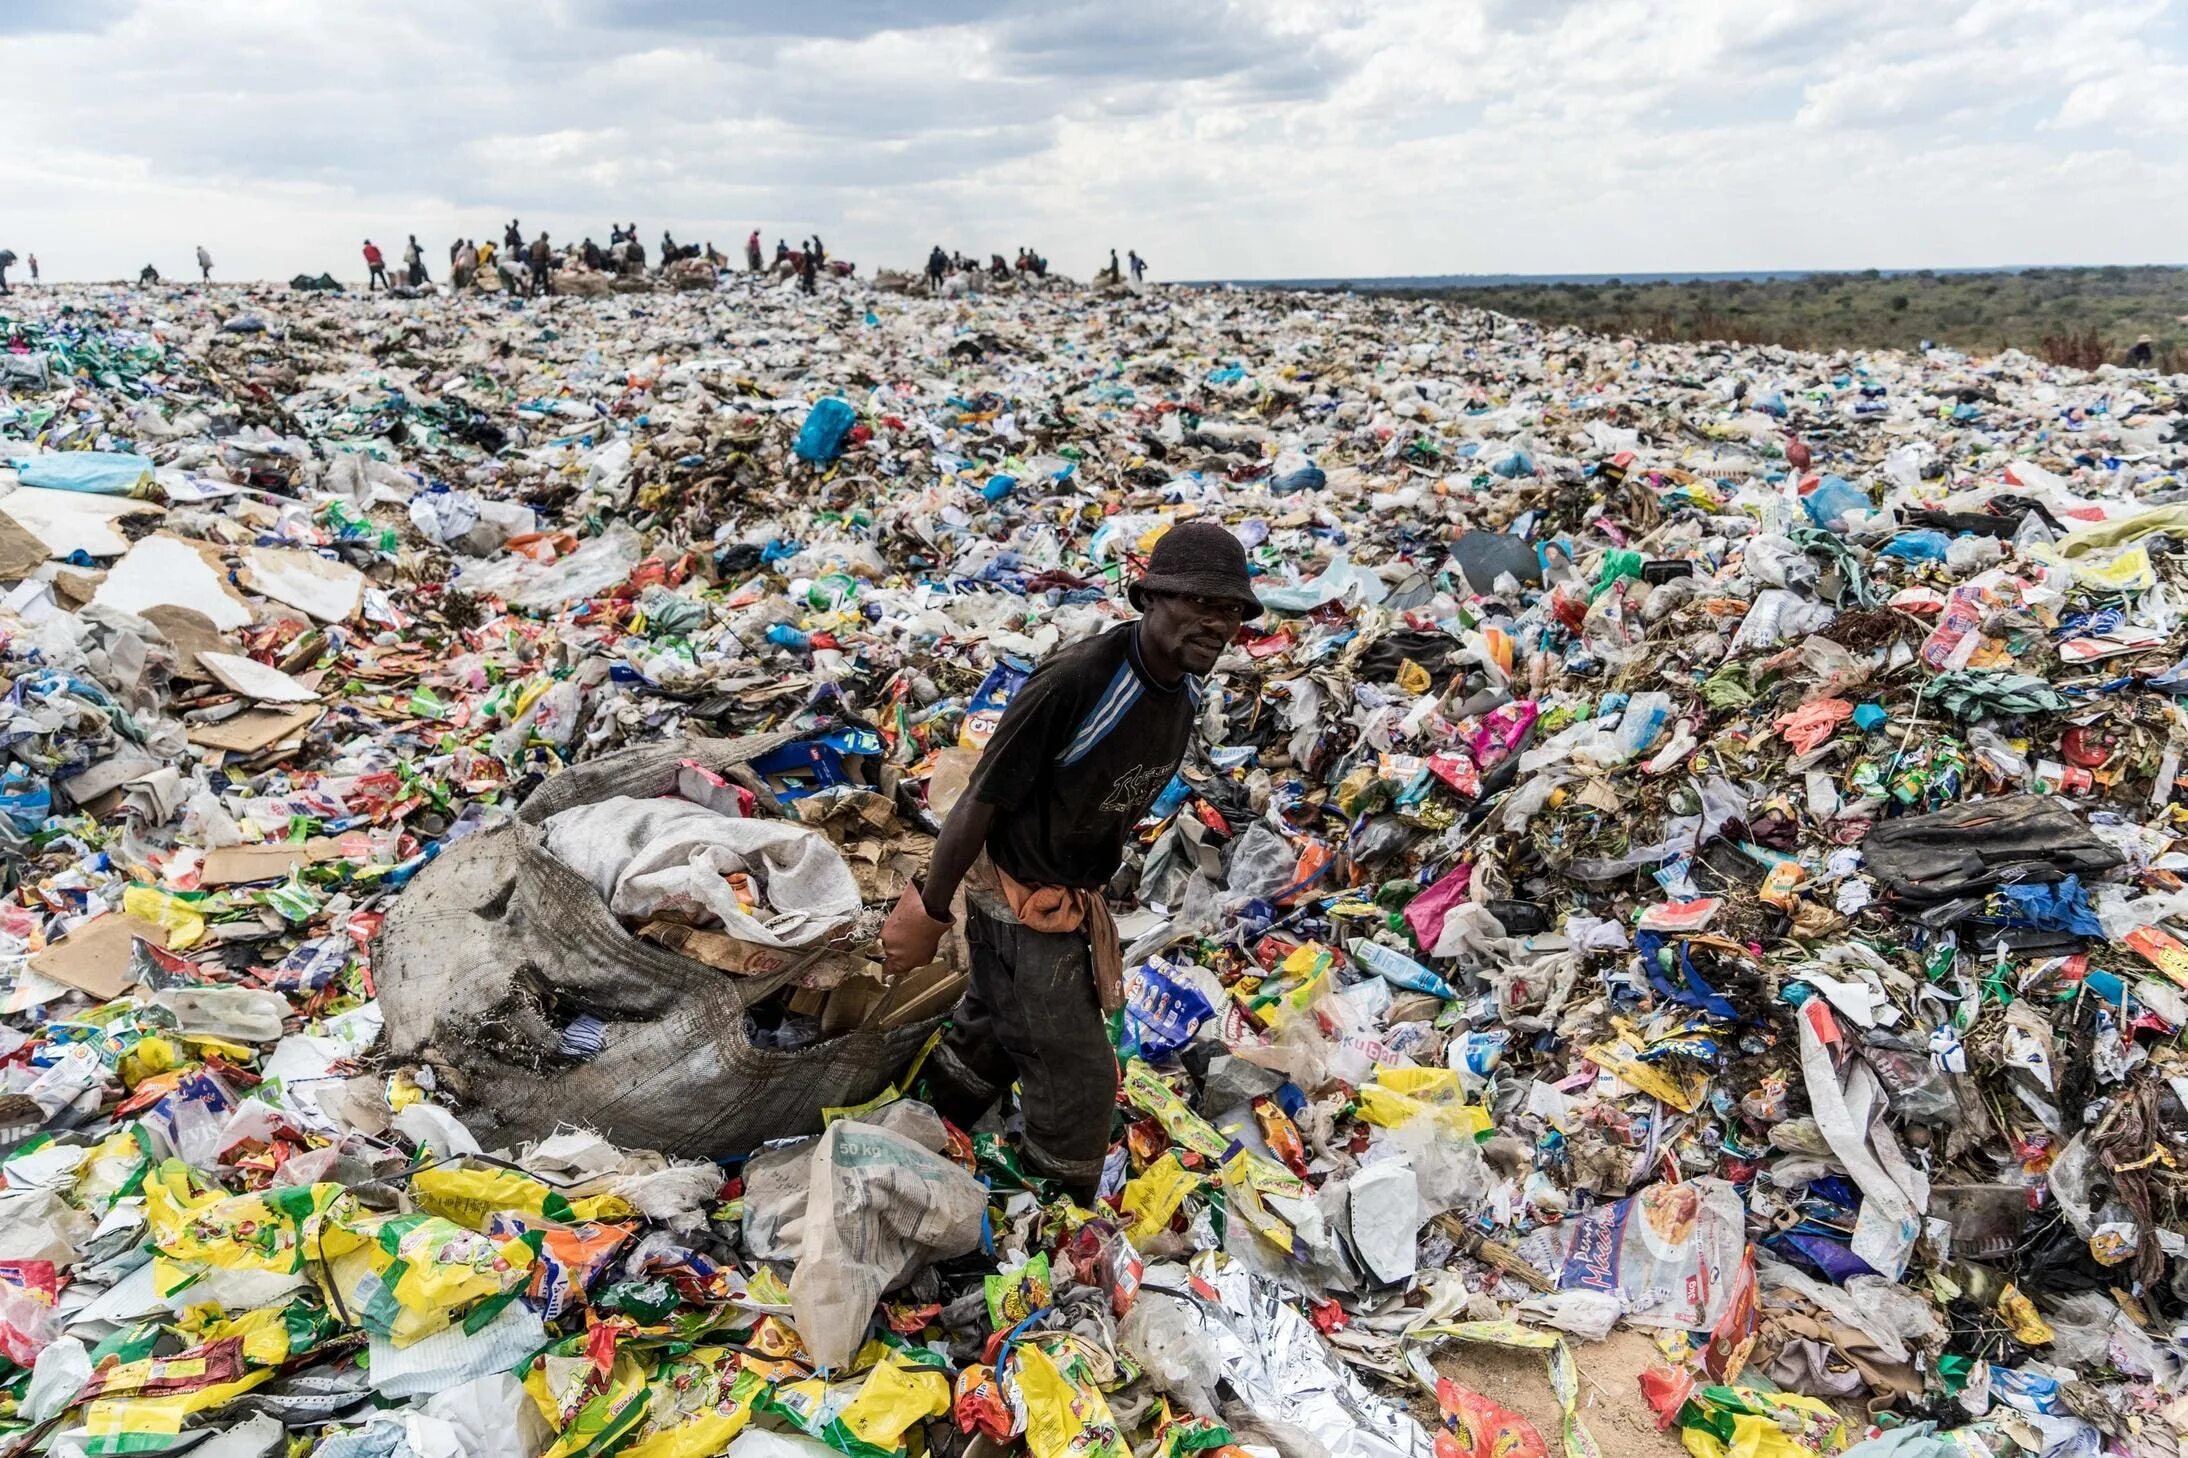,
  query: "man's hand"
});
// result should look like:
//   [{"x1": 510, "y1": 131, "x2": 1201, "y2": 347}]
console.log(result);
[{"x1": 880, "y1": 884, "x2": 953, "y2": 980}]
